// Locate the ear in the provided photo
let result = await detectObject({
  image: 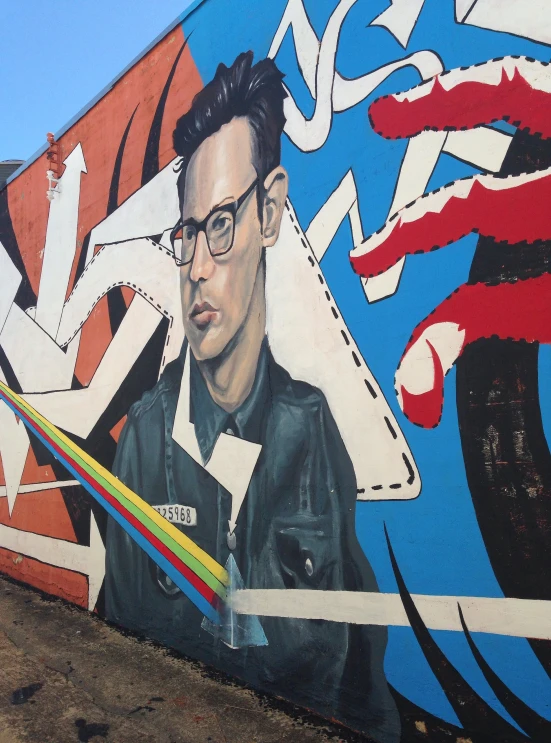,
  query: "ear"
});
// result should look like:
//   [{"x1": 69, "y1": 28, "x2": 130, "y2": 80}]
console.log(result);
[{"x1": 261, "y1": 166, "x2": 288, "y2": 247}]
